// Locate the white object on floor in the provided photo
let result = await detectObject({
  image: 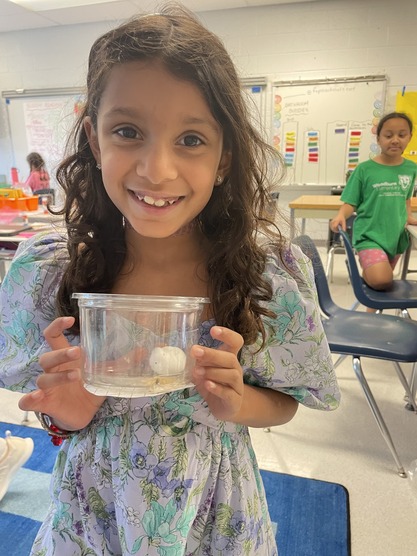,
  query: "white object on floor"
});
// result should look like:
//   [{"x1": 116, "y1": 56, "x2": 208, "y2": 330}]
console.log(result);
[{"x1": 0, "y1": 430, "x2": 34, "y2": 502}]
